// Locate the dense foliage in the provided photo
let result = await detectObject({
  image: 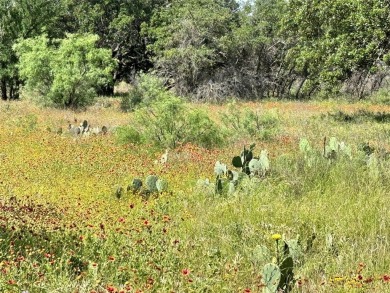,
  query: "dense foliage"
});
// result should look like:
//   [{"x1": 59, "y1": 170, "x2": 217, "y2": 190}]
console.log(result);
[
  {"x1": 14, "y1": 34, "x2": 116, "y2": 108},
  {"x1": 2, "y1": 0, "x2": 390, "y2": 103}
]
